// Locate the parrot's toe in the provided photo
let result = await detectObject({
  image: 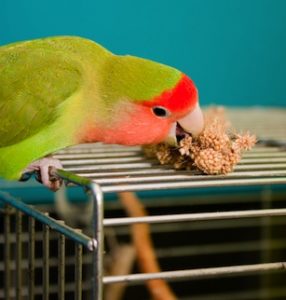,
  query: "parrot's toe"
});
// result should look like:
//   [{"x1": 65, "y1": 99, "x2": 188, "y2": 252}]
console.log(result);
[{"x1": 22, "y1": 157, "x2": 63, "y2": 192}]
